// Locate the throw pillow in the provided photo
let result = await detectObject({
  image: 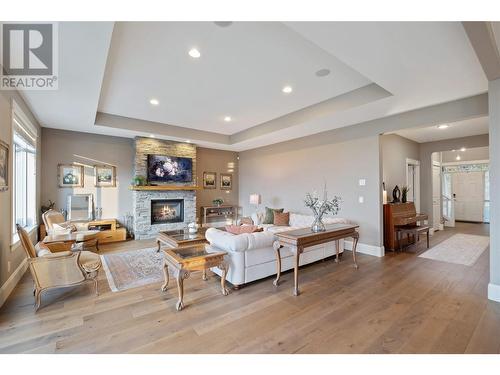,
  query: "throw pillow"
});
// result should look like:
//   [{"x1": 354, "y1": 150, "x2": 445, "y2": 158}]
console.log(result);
[
  {"x1": 263, "y1": 207, "x2": 284, "y2": 224},
  {"x1": 274, "y1": 211, "x2": 290, "y2": 226},
  {"x1": 225, "y1": 225, "x2": 260, "y2": 235}
]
